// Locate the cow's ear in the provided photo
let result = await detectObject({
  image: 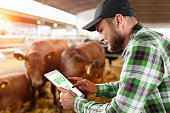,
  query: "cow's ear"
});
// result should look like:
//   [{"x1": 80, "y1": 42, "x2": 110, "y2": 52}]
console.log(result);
[
  {"x1": 85, "y1": 60, "x2": 100, "y2": 75},
  {"x1": 13, "y1": 53, "x2": 25, "y2": 61},
  {"x1": 44, "y1": 51, "x2": 55, "y2": 60},
  {"x1": 0, "y1": 79, "x2": 10, "y2": 89}
]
